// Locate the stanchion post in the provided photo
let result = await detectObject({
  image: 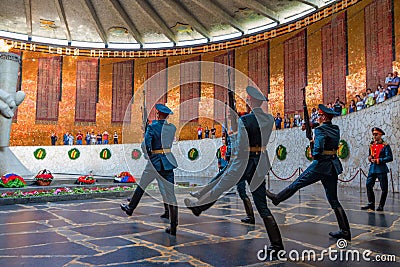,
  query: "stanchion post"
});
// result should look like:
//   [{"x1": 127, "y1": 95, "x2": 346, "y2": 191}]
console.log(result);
[
  {"x1": 359, "y1": 167, "x2": 362, "y2": 194},
  {"x1": 390, "y1": 168, "x2": 394, "y2": 193},
  {"x1": 267, "y1": 171, "x2": 270, "y2": 190}
]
